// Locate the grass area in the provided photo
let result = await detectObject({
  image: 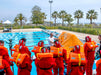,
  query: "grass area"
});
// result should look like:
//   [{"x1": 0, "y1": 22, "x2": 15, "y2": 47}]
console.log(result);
[{"x1": 1, "y1": 25, "x2": 101, "y2": 35}]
